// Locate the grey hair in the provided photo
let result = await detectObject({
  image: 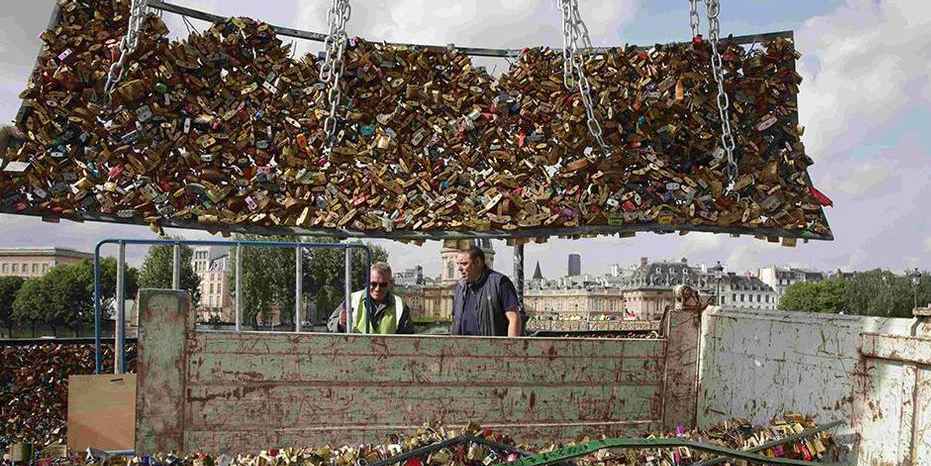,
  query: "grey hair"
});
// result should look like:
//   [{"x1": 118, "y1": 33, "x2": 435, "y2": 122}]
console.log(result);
[{"x1": 370, "y1": 261, "x2": 392, "y2": 277}]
